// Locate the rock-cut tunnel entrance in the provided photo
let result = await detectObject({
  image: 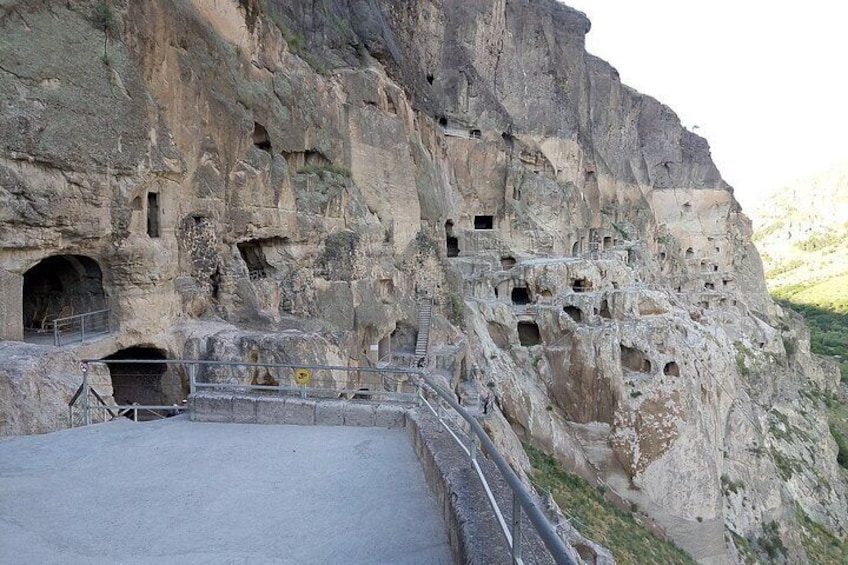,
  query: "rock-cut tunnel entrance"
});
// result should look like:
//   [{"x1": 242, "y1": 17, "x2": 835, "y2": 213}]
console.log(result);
[
  {"x1": 104, "y1": 347, "x2": 185, "y2": 418},
  {"x1": 22, "y1": 255, "x2": 106, "y2": 337}
]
